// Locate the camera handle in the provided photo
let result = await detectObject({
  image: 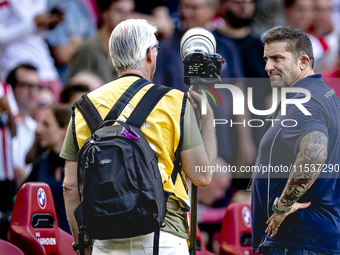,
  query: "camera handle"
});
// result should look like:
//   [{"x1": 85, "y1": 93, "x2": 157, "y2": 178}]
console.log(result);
[
  {"x1": 192, "y1": 86, "x2": 201, "y2": 122},
  {"x1": 190, "y1": 185, "x2": 198, "y2": 255},
  {"x1": 190, "y1": 85, "x2": 201, "y2": 255}
]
